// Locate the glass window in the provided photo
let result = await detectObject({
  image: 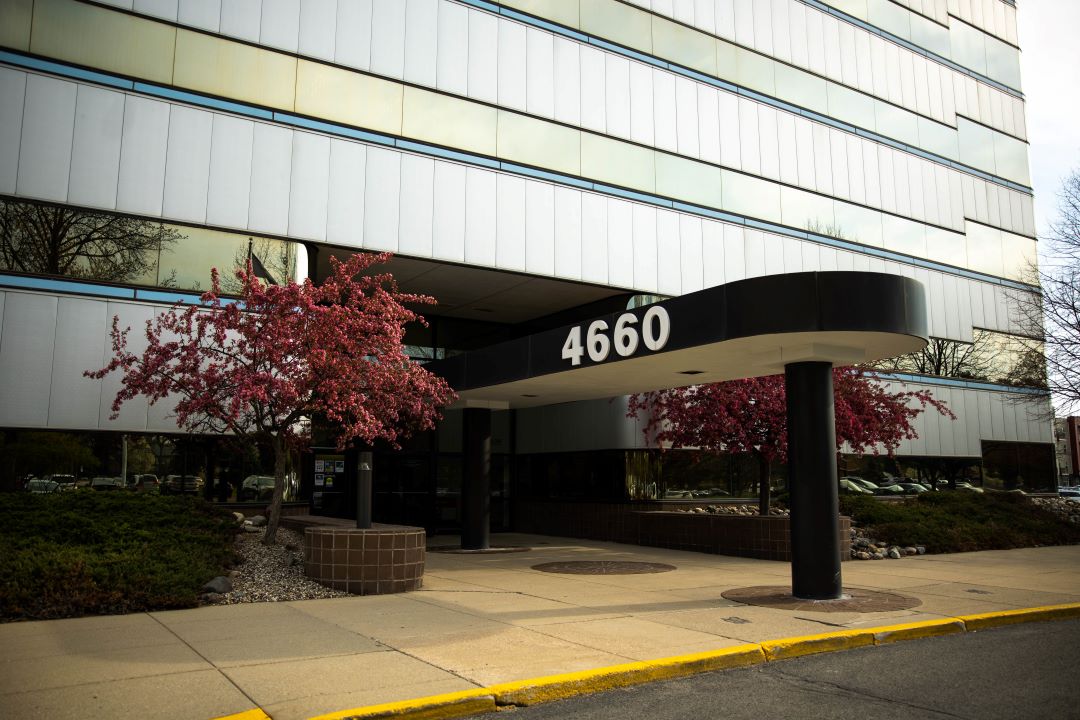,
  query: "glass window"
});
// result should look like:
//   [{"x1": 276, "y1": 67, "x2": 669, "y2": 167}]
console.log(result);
[
  {"x1": 652, "y1": 15, "x2": 717, "y2": 75},
  {"x1": 866, "y1": 0, "x2": 911, "y2": 42},
  {"x1": 1000, "y1": 230, "x2": 1036, "y2": 282},
  {"x1": 957, "y1": 117, "x2": 996, "y2": 177},
  {"x1": 964, "y1": 220, "x2": 1004, "y2": 277},
  {"x1": 833, "y1": 201, "x2": 884, "y2": 247},
  {"x1": 0, "y1": 197, "x2": 299, "y2": 293},
  {"x1": 993, "y1": 132, "x2": 1031, "y2": 186},
  {"x1": 873, "y1": 99, "x2": 919, "y2": 146},
  {"x1": 924, "y1": 225, "x2": 968, "y2": 268},
  {"x1": 949, "y1": 21, "x2": 987, "y2": 76},
  {"x1": 721, "y1": 170, "x2": 780, "y2": 222},
  {"x1": 985, "y1": 35, "x2": 1022, "y2": 90},
  {"x1": 176, "y1": 30, "x2": 298, "y2": 112},
  {"x1": 882, "y1": 213, "x2": 926, "y2": 257},
  {"x1": 497, "y1": 110, "x2": 581, "y2": 176},
  {"x1": 780, "y1": 185, "x2": 833, "y2": 233},
  {"x1": 774, "y1": 63, "x2": 828, "y2": 114},
  {"x1": 909, "y1": 13, "x2": 951, "y2": 57},
  {"x1": 734, "y1": 47, "x2": 775, "y2": 95},
  {"x1": 295, "y1": 59, "x2": 401, "y2": 134},
  {"x1": 655, "y1": 153, "x2": 724, "y2": 208},
  {"x1": 917, "y1": 117, "x2": 960, "y2": 161},
  {"x1": 982, "y1": 441, "x2": 1055, "y2": 493},
  {"x1": 579, "y1": 0, "x2": 652, "y2": 54},
  {"x1": 826, "y1": 82, "x2": 874, "y2": 129},
  {"x1": 402, "y1": 87, "x2": 496, "y2": 157},
  {"x1": 580, "y1": 133, "x2": 656, "y2": 192}
]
